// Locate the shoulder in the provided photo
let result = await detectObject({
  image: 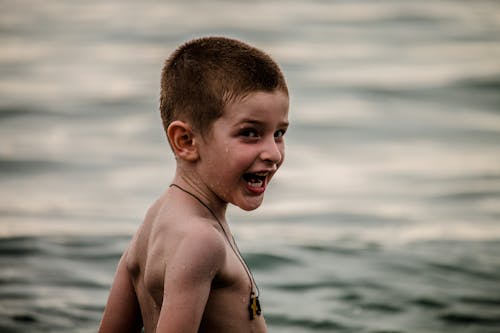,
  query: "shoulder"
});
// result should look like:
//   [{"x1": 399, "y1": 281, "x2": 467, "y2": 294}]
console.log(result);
[
  {"x1": 170, "y1": 218, "x2": 228, "y2": 278},
  {"x1": 182, "y1": 218, "x2": 227, "y2": 261}
]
